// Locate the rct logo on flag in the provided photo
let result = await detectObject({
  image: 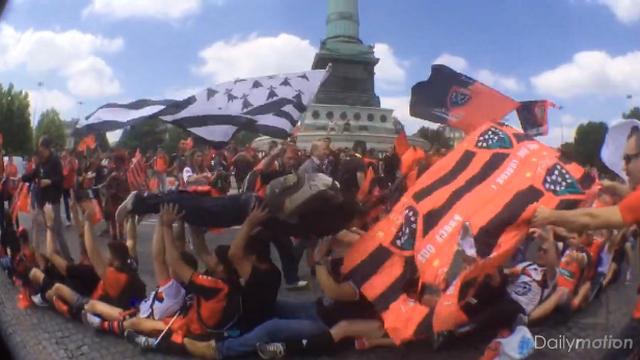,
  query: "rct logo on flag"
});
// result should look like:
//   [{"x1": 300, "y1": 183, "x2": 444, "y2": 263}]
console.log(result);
[{"x1": 447, "y1": 86, "x2": 471, "y2": 108}]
